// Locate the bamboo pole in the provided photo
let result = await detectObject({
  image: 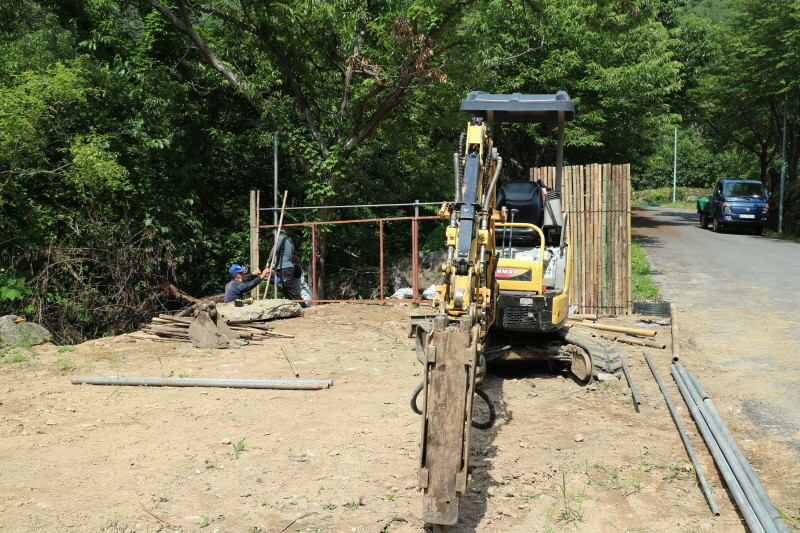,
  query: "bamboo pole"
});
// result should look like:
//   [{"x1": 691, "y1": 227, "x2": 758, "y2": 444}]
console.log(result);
[
  {"x1": 614, "y1": 165, "x2": 625, "y2": 314},
  {"x1": 567, "y1": 313, "x2": 598, "y2": 321},
  {"x1": 614, "y1": 164, "x2": 620, "y2": 314},
  {"x1": 581, "y1": 165, "x2": 588, "y2": 313},
  {"x1": 590, "y1": 164, "x2": 598, "y2": 312},
  {"x1": 568, "y1": 321, "x2": 658, "y2": 337},
  {"x1": 625, "y1": 163, "x2": 632, "y2": 313},
  {"x1": 601, "y1": 164, "x2": 608, "y2": 313},
  {"x1": 616, "y1": 165, "x2": 628, "y2": 314},
  {"x1": 615, "y1": 335, "x2": 666, "y2": 349},
  {"x1": 594, "y1": 163, "x2": 603, "y2": 311}
]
